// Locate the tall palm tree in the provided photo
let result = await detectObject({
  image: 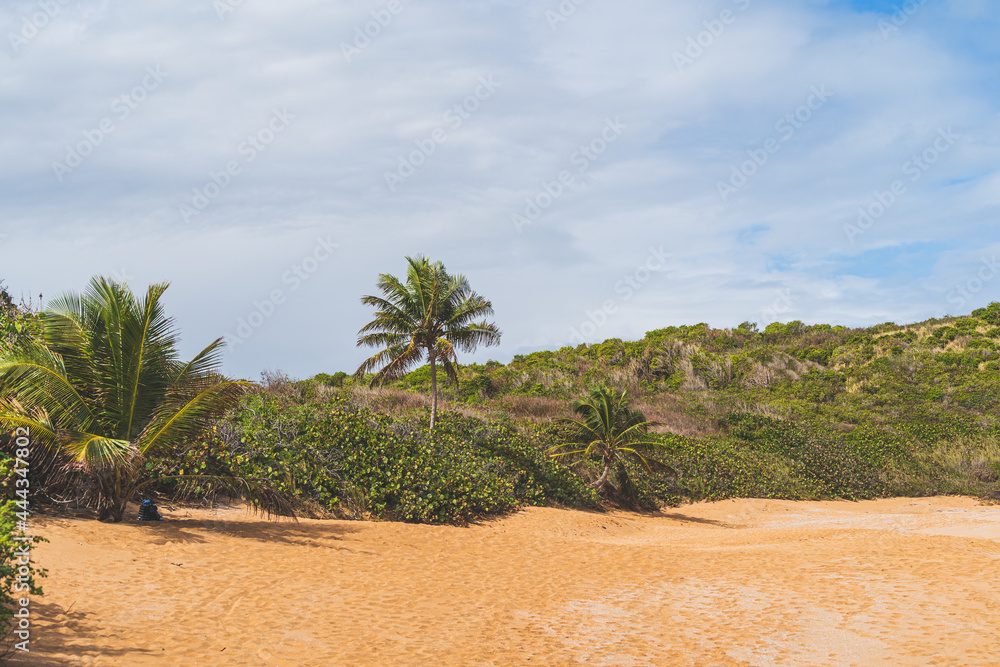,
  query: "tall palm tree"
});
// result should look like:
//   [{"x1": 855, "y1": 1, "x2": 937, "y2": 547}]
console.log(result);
[
  {"x1": 0, "y1": 276, "x2": 291, "y2": 522},
  {"x1": 355, "y1": 256, "x2": 501, "y2": 429},
  {"x1": 548, "y1": 387, "x2": 676, "y2": 494}
]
